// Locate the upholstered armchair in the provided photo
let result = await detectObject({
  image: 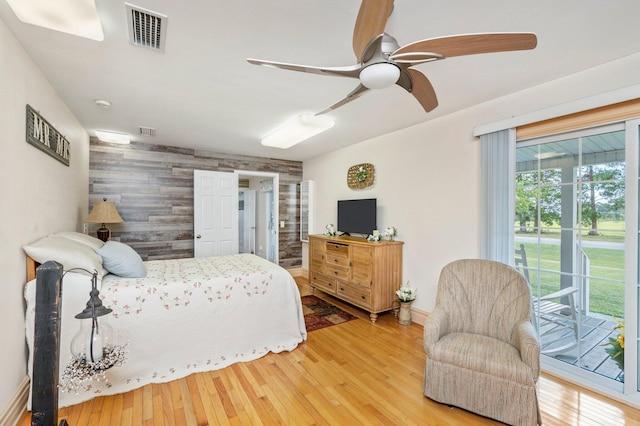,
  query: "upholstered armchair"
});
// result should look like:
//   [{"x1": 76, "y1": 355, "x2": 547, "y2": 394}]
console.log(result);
[{"x1": 423, "y1": 259, "x2": 541, "y2": 425}]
